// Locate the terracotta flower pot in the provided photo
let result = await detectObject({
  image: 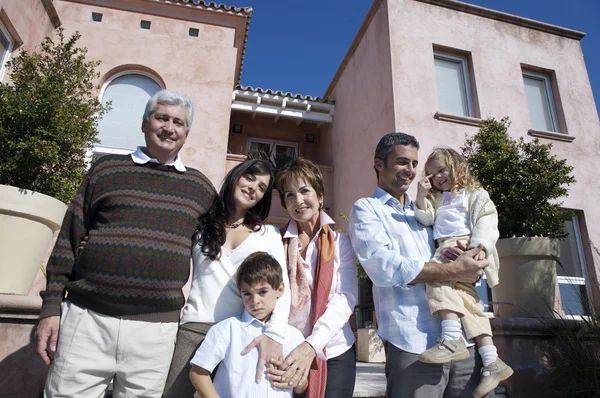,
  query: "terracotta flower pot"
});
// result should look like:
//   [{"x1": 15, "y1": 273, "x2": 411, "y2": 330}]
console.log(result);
[
  {"x1": 0, "y1": 185, "x2": 67, "y2": 295},
  {"x1": 494, "y1": 237, "x2": 559, "y2": 318}
]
